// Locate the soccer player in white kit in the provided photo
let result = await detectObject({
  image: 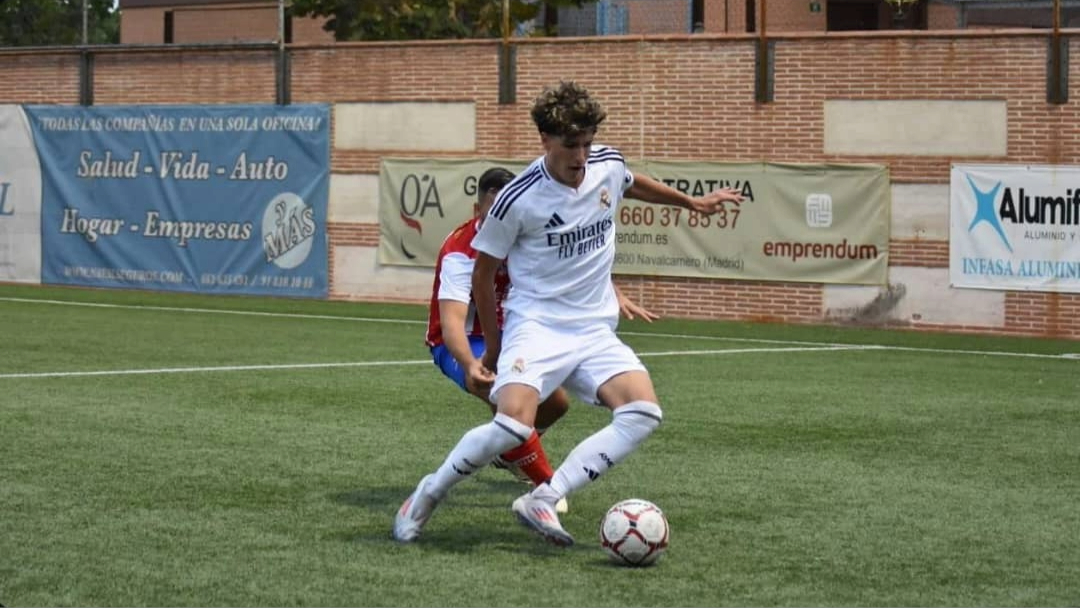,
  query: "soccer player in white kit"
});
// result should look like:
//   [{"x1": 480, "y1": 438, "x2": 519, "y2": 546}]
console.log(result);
[{"x1": 394, "y1": 81, "x2": 742, "y2": 546}]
